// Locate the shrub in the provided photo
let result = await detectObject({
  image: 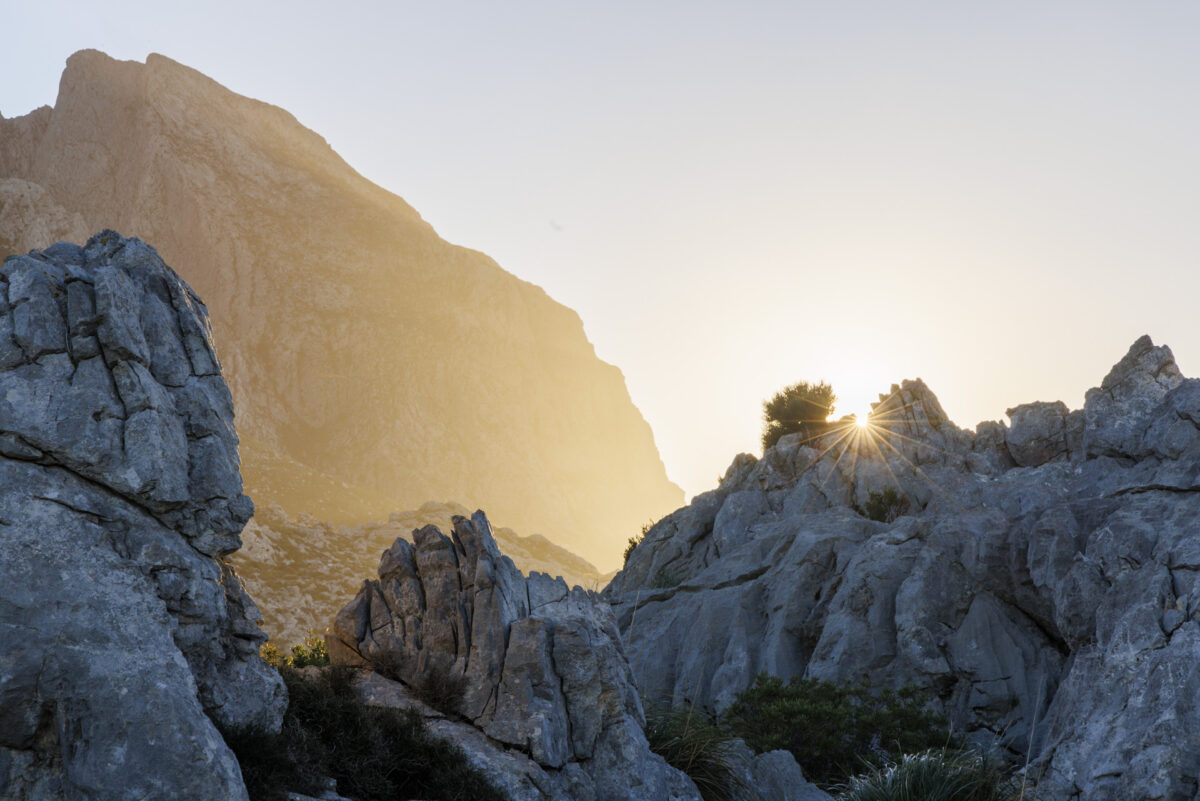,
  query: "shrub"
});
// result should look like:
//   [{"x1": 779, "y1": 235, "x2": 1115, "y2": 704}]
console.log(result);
[
  {"x1": 410, "y1": 667, "x2": 468, "y2": 717},
  {"x1": 624, "y1": 520, "x2": 656, "y2": 564},
  {"x1": 836, "y1": 748, "x2": 1019, "y2": 801},
  {"x1": 762, "y1": 381, "x2": 837, "y2": 451},
  {"x1": 649, "y1": 567, "x2": 683, "y2": 589},
  {"x1": 644, "y1": 704, "x2": 743, "y2": 801},
  {"x1": 723, "y1": 674, "x2": 958, "y2": 788},
  {"x1": 260, "y1": 632, "x2": 329, "y2": 669},
  {"x1": 222, "y1": 666, "x2": 509, "y2": 801},
  {"x1": 855, "y1": 488, "x2": 912, "y2": 523}
]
